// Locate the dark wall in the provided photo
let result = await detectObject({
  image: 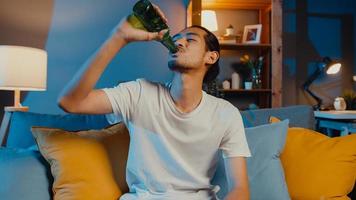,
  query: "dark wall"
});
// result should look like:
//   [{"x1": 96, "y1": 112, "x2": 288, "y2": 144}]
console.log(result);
[
  {"x1": 283, "y1": 0, "x2": 356, "y2": 107},
  {"x1": 0, "y1": 0, "x2": 186, "y2": 117}
]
